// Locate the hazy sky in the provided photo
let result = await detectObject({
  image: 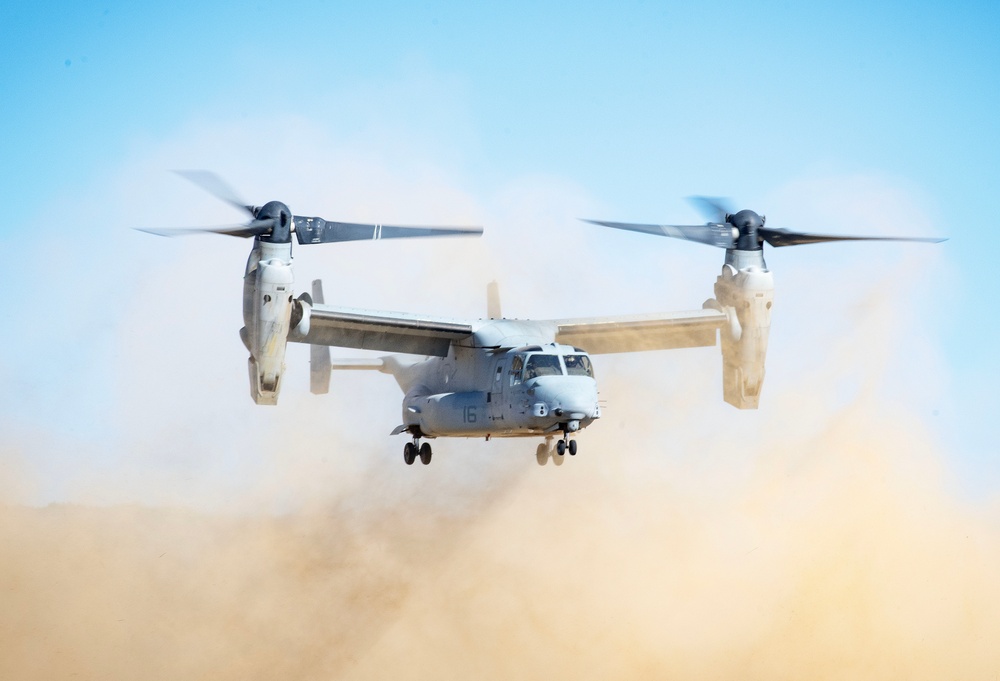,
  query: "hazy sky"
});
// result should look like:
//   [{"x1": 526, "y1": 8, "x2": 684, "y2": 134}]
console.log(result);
[{"x1": 1, "y1": 1, "x2": 998, "y2": 500}]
